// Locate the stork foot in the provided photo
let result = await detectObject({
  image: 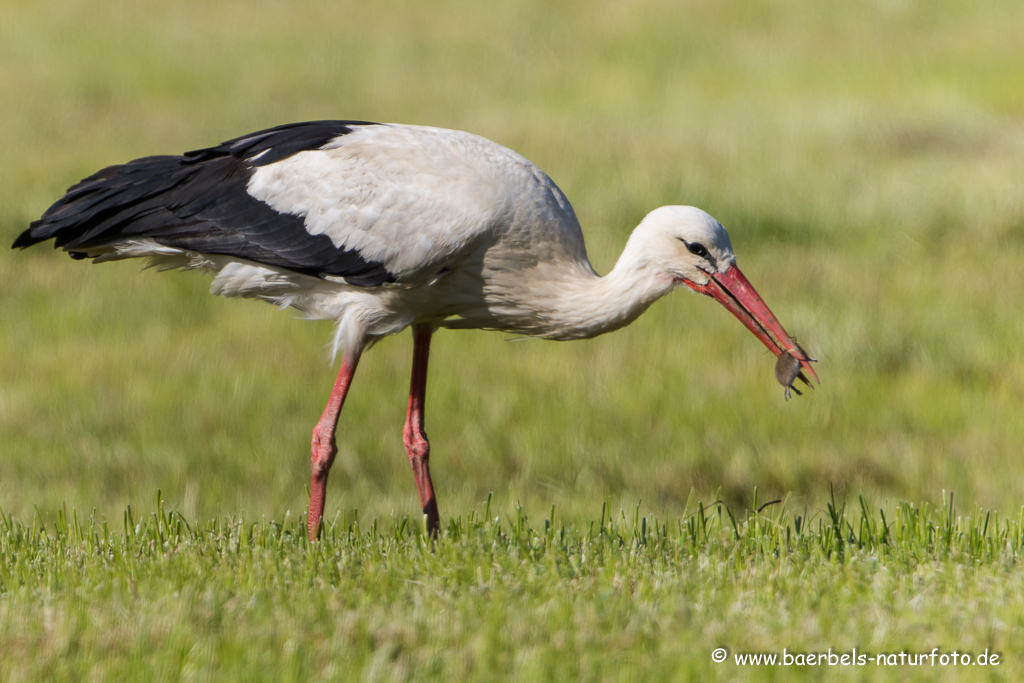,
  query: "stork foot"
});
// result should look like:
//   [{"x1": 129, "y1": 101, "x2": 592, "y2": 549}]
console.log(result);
[
  {"x1": 407, "y1": 451, "x2": 440, "y2": 537},
  {"x1": 422, "y1": 496, "x2": 440, "y2": 538},
  {"x1": 308, "y1": 429, "x2": 337, "y2": 541}
]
